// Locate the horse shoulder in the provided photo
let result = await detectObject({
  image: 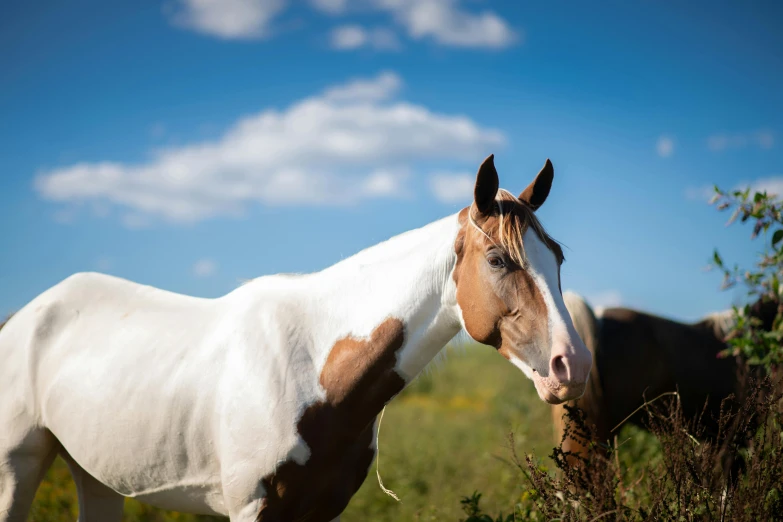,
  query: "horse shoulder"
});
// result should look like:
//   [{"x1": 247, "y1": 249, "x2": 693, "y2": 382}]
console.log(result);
[{"x1": 214, "y1": 290, "x2": 319, "y2": 451}]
